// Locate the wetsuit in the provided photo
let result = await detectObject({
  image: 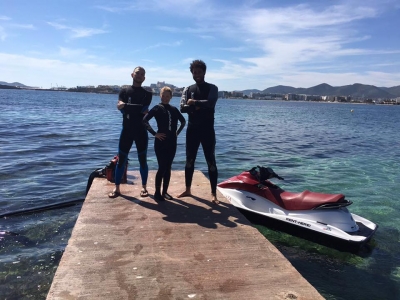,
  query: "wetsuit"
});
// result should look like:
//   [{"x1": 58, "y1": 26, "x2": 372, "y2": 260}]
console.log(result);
[
  {"x1": 180, "y1": 82, "x2": 219, "y2": 194},
  {"x1": 143, "y1": 103, "x2": 186, "y2": 195},
  {"x1": 115, "y1": 86, "x2": 152, "y2": 185}
]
